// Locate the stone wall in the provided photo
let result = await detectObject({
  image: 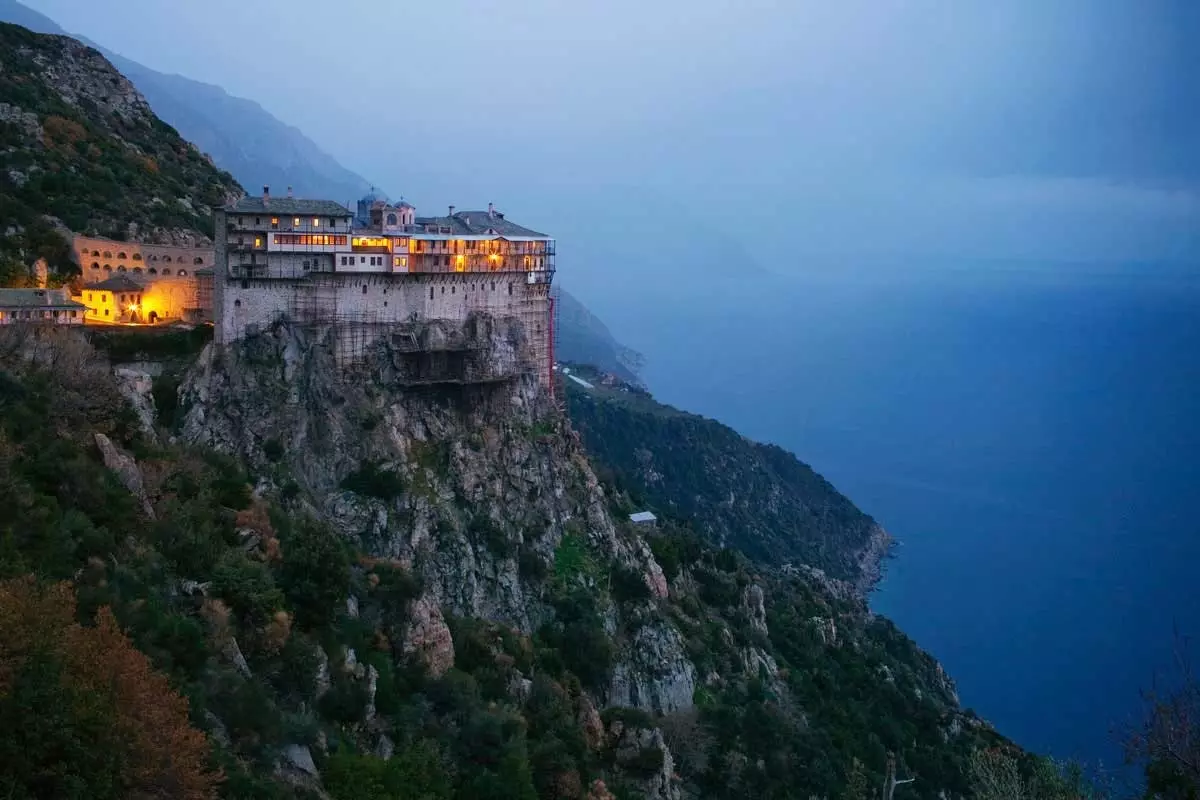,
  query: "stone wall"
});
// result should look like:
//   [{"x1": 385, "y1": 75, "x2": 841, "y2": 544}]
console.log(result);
[
  {"x1": 212, "y1": 212, "x2": 553, "y2": 388},
  {"x1": 217, "y1": 272, "x2": 550, "y2": 382}
]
